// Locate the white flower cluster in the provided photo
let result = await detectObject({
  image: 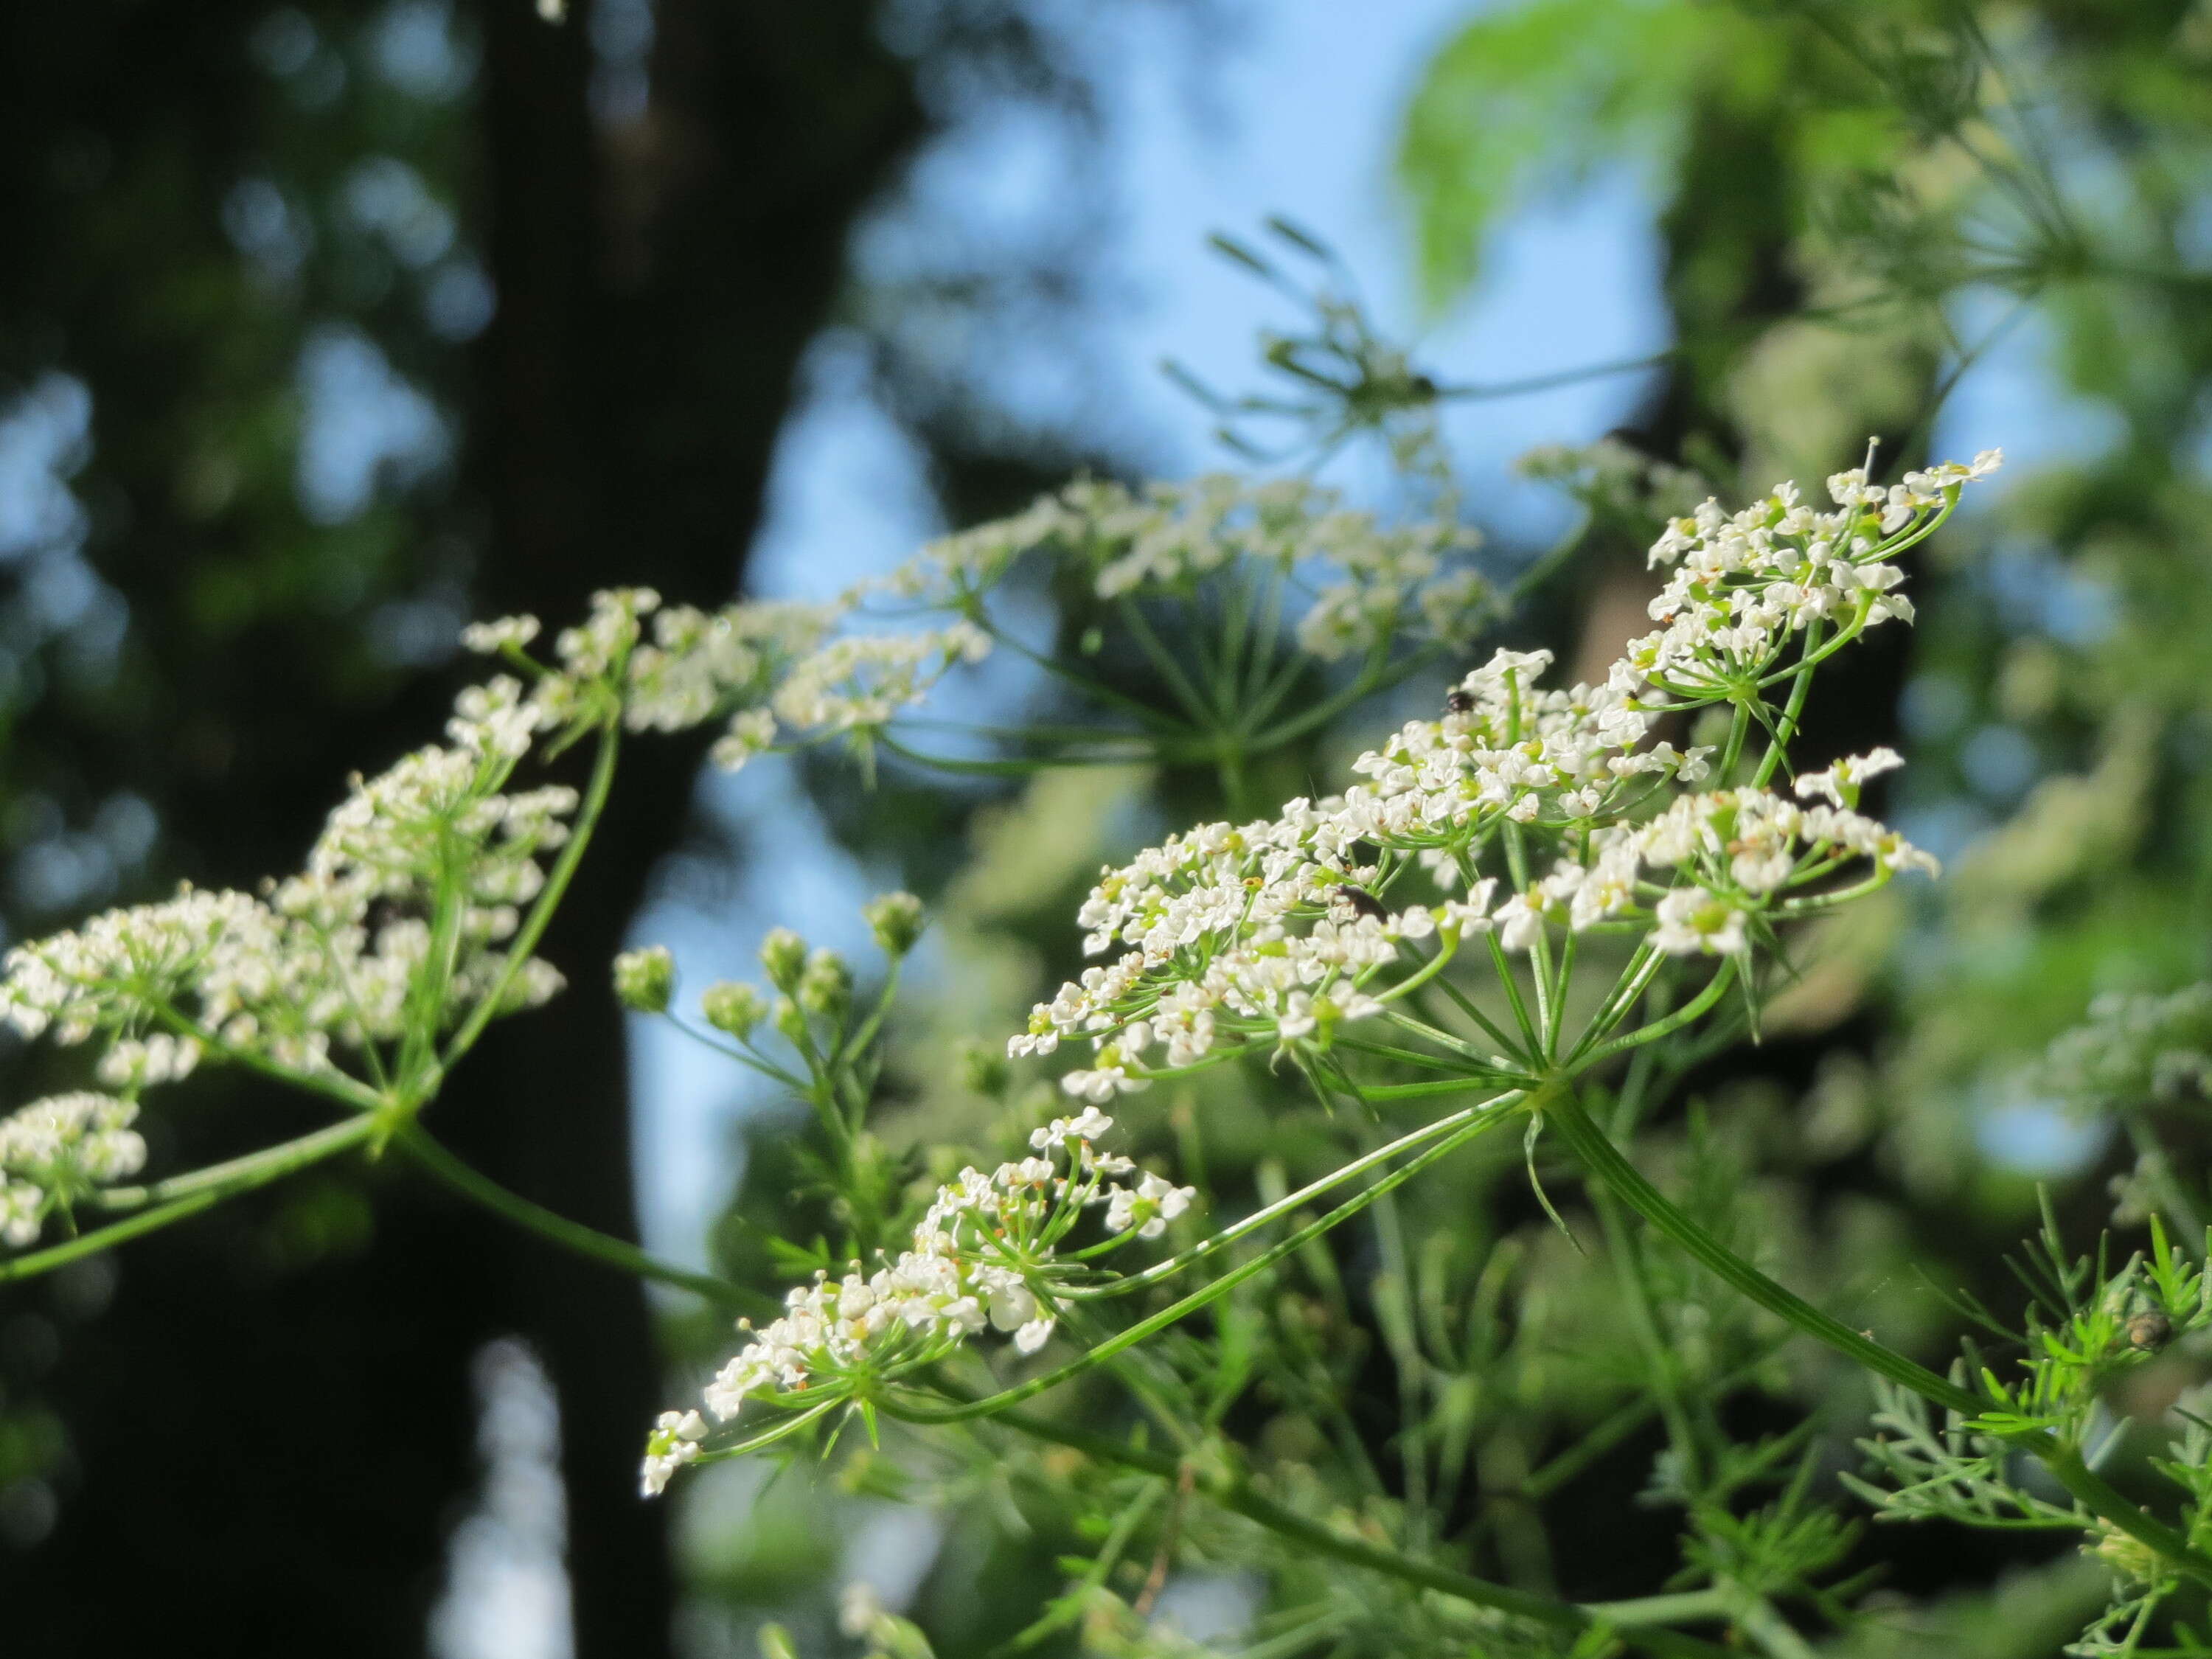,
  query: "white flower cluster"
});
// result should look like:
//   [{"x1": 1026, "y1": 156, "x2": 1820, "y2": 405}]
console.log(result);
[
  {"x1": 2039, "y1": 984, "x2": 2212, "y2": 1119},
  {"x1": 1006, "y1": 456, "x2": 1993, "y2": 1087},
  {"x1": 622, "y1": 598, "x2": 841, "y2": 736},
  {"x1": 269, "y1": 678, "x2": 580, "y2": 1037},
  {"x1": 1010, "y1": 736, "x2": 1933, "y2": 1082},
  {"x1": 1062, "y1": 473, "x2": 1489, "y2": 662},
  {"x1": 642, "y1": 1108, "x2": 1194, "y2": 1495},
  {"x1": 1626, "y1": 450, "x2": 2000, "y2": 703},
  {"x1": 465, "y1": 455, "x2": 1999, "y2": 790},
  {"x1": 467, "y1": 583, "x2": 984, "y2": 771},
  {"x1": 463, "y1": 471, "x2": 1500, "y2": 785},
  {"x1": 96, "y1": 1032, "x2": 202, "y2": 1089},
  {"x1": 769, "y1": 622, "x2": 992, "y2": 737},
  {"x1": 877, "y1": 472, "x2": 1492, "y2": 661},
  {"x1": 1517, "y1": 437, "x2": 1708, "y2": 528},
  {"x1": 0, "y1": 1092, "x2": 146, "y2": 1245},
  {"x1": 0, "y1": 674, "x2": 578, "y2": 1214}
]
